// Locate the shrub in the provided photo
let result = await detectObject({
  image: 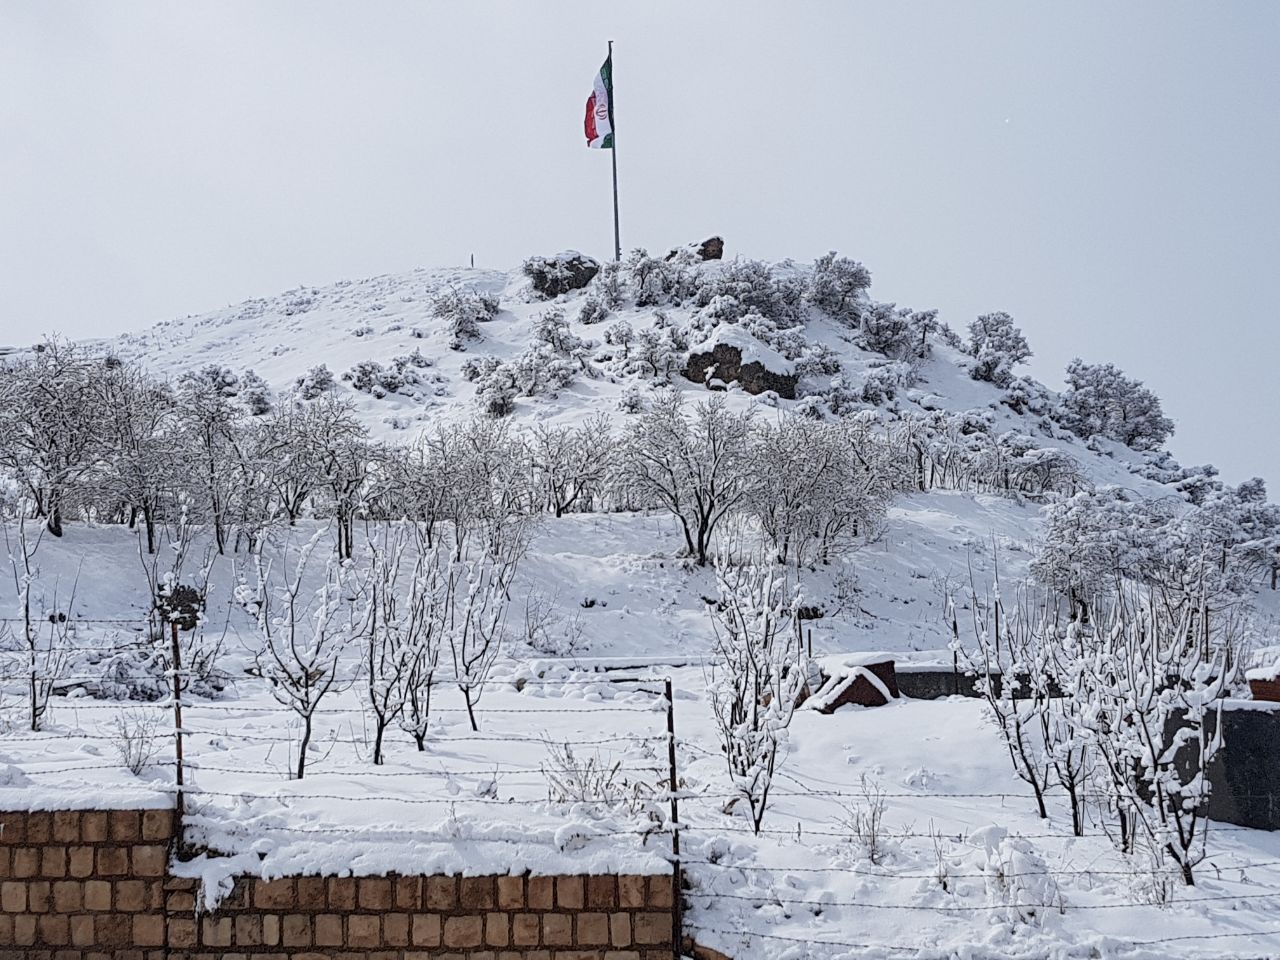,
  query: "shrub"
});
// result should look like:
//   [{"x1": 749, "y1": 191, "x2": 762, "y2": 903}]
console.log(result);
[
  {"x1": 967, "y1": 312, "x2": 1031, "y2": 386},
  {"x1": 806, "y1": 251, "x2": 872, "y2": 324},
  {"x1": 433, "y1": 287, "x2": 500, "y2": 350},
  {"x1": 1055, "y1": 359, "x2": 1174, "y2": 451},
  {"x1": 294, "y1": 364, "x2": 335, "y2": 399}
]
